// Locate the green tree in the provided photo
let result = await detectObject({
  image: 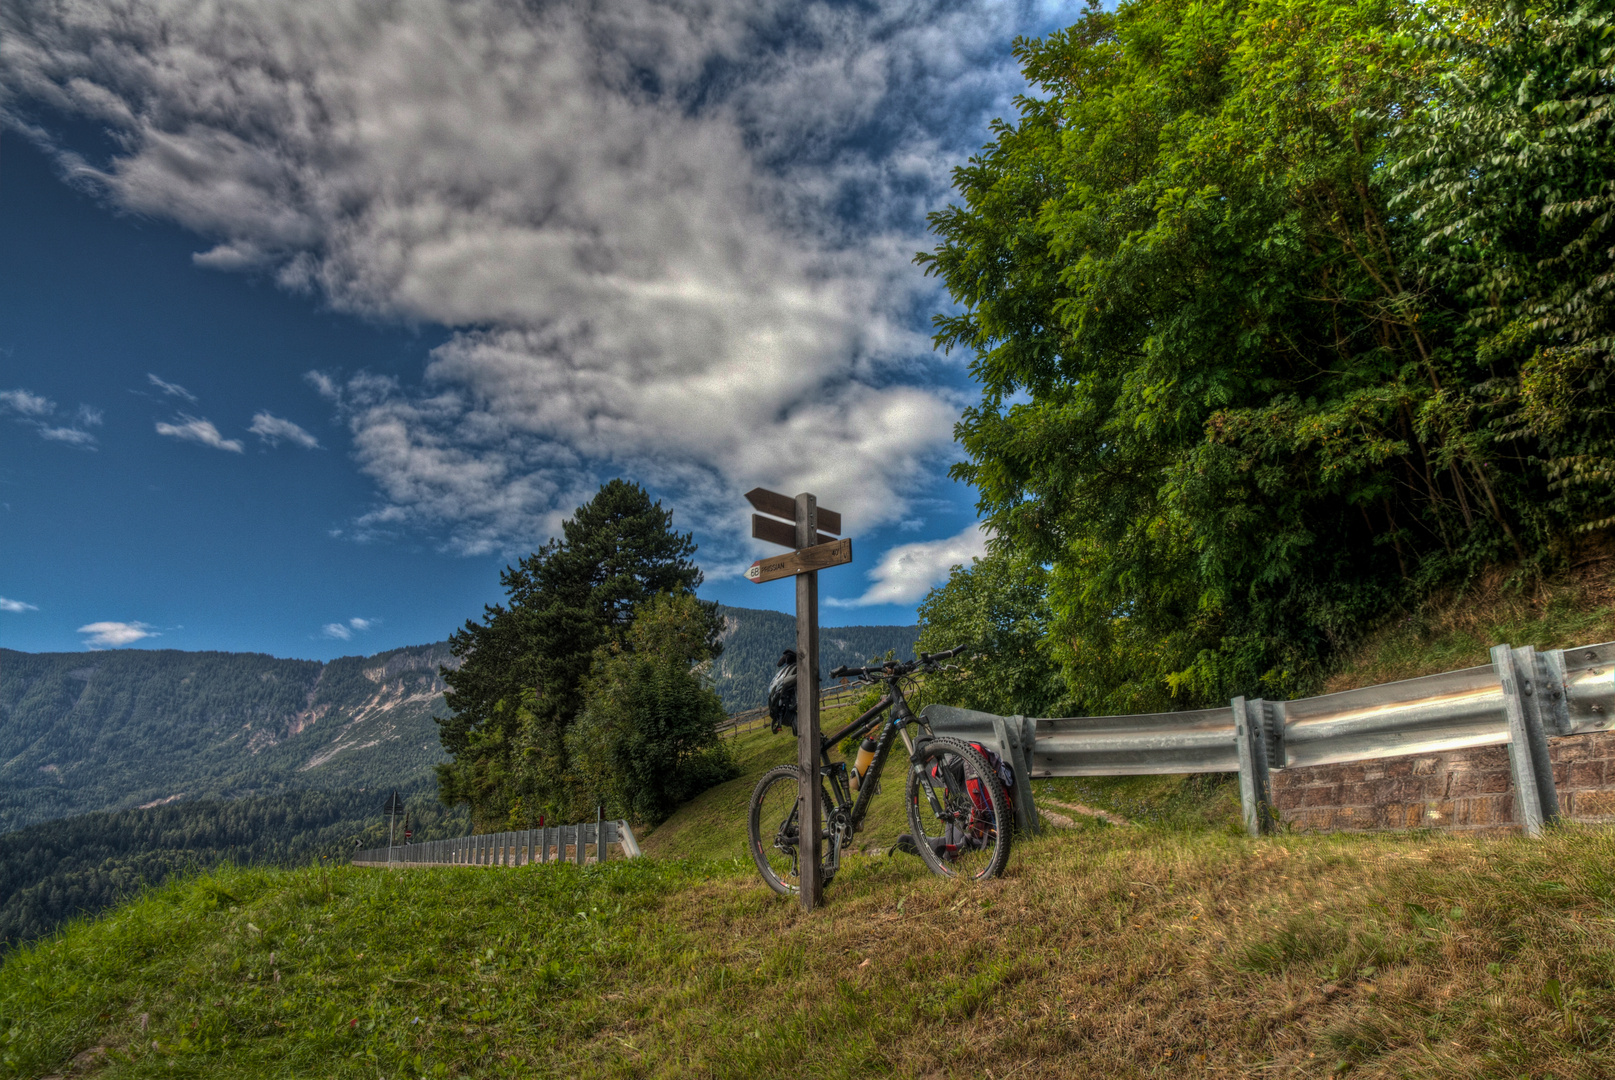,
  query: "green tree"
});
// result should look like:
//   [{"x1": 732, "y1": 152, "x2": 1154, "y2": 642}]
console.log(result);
[
  {"x1": 566, "y1": 592, "x2": 738, "y2": 825},
  {"x1": 1395, "y1": 0, "x2": 1615, "y2": 533},
  {"x1": 914, "y1": 551, "x2": 1067, "y2": 719},
  {"x1": 917, "y1": 0, "x2": 1565, "y2": 713},
  {"x1": 436, "y1": 480, "x2": 721, "y2": 831}
]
